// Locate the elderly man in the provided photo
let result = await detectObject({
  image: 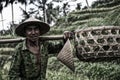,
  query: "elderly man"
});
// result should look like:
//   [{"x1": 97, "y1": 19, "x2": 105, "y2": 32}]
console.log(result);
[{"x1": 8, "y1": 17, "x2": 71, "y2": 80}]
